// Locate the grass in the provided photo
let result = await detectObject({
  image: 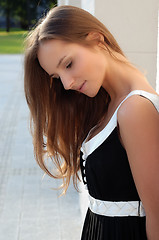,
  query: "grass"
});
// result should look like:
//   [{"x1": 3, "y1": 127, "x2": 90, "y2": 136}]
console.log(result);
[{"x1": 0, "y1": 28, "x2": 28, "y2": 54}]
